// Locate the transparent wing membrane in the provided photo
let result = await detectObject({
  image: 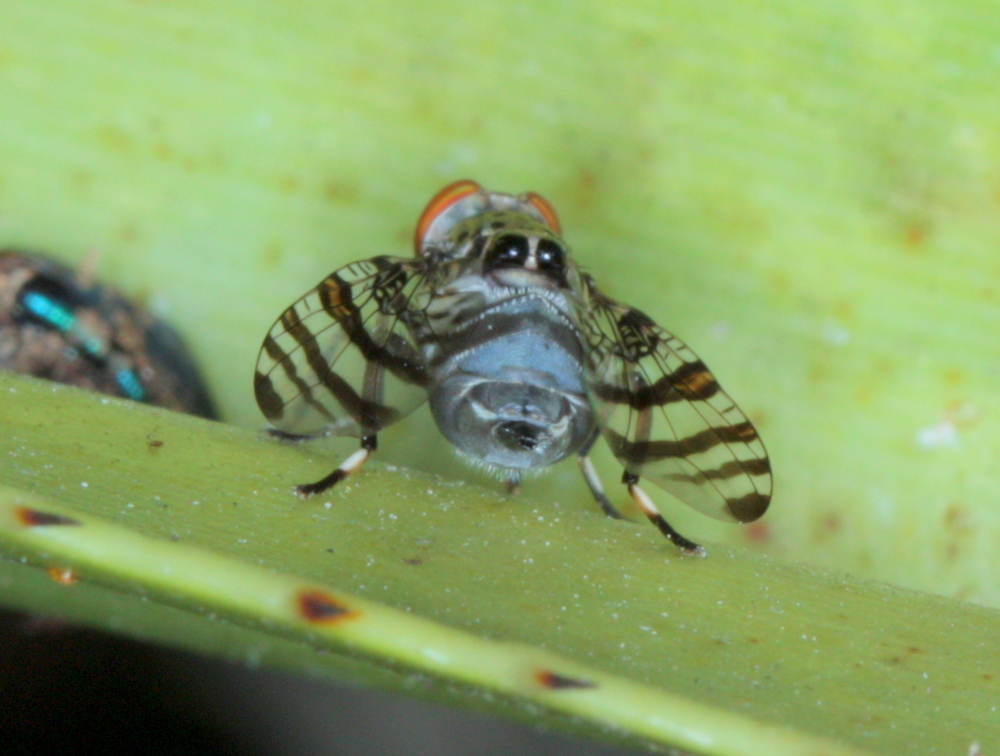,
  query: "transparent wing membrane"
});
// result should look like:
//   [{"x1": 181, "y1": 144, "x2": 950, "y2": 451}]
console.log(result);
[
  {"x1": 254, "y1": 256, "x2": 430, "y2": 438},
  {"x1": 577, "y1": 275, "x2": 771, "y2": 523}
]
